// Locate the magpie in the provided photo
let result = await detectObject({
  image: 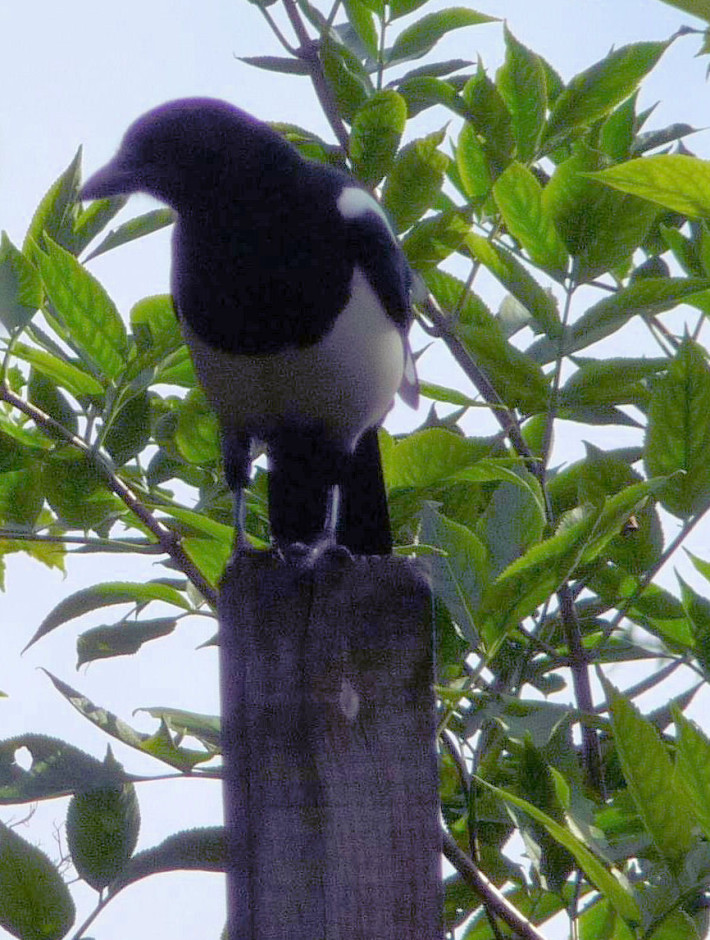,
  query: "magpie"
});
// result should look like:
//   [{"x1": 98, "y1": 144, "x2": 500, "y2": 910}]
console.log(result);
[{"x1": 81, "y1": 97, "x2": 418, "y2": 556}]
